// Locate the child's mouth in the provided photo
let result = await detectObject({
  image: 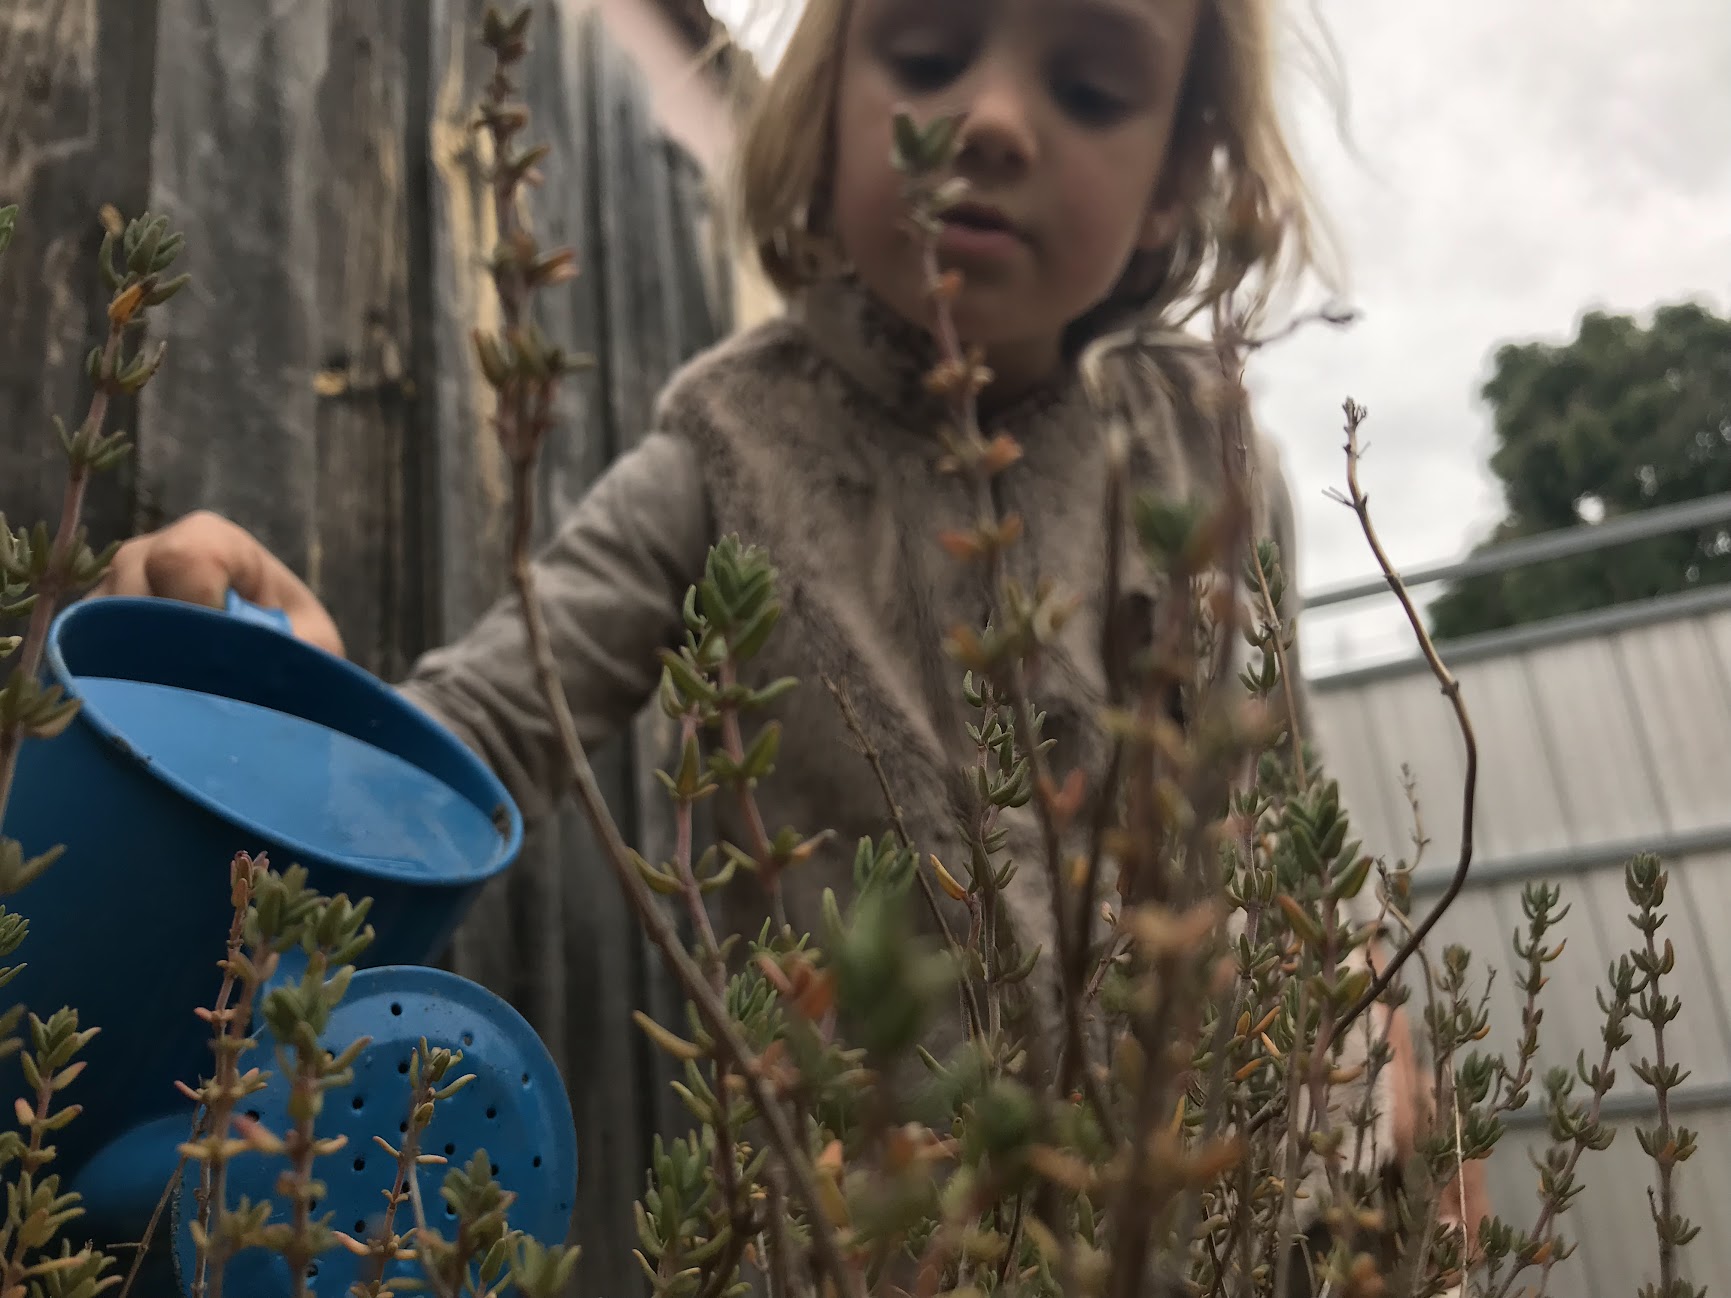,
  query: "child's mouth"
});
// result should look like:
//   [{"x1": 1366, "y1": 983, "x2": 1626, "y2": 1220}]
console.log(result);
[{"x1": 937, "y1": 203, "x2": 1026, "y2": 260}]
